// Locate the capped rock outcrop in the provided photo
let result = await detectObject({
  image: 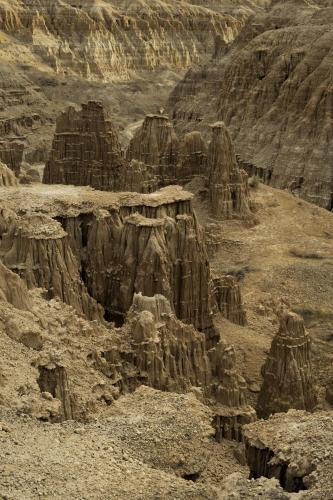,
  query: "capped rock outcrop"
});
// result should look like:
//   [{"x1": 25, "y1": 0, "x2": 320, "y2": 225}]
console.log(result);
[
  {"x1": 208, "y1": 122, "x2": 250, "y2": 219},
  {"x1": 0, "y1": 184, "x2": 215, "y2": 336},
  {"x1": 43, "y1": 101, "x2": 126, "y2": 190},
  {"x1": 0, "y1": 213, "x2": 103, "y2": 321},
  {"x1": 257, "y1": 311, "x2": 317, "y2": 419}
]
